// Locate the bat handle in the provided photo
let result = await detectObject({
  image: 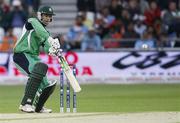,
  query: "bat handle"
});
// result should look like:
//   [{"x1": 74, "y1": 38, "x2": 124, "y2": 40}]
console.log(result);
[{"x1": 56, "y1": 49, "x2": 63, "y2": 57}]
